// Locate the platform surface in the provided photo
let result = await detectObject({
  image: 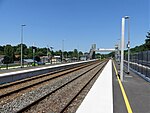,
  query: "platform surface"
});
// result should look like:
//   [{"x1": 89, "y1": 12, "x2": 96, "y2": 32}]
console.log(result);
[
  {"x1": 0, "y1": 60, "x2": 95, "y2": 77},
  {"x1": 77, "y1": 60, "x2": 150, "y2": 113},
  {"x1": 76, "y1": 60, "x2": 113, "y2": 113},
  {"x1": 114, "y1": 61, "x2": 150, "y2": 113}
]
